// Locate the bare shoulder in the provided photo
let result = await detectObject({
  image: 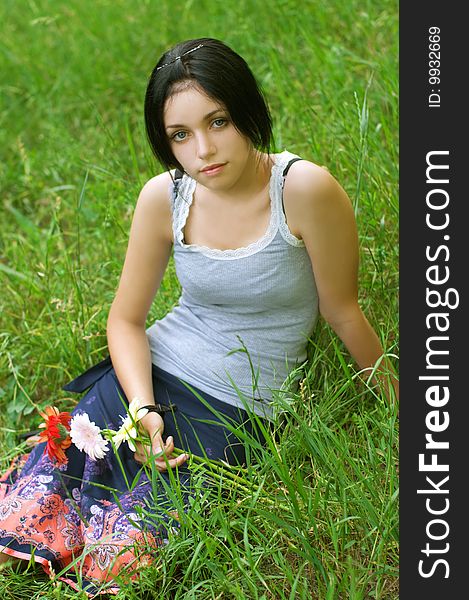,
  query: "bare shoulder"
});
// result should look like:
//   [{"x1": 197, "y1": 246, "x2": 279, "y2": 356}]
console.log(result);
[
  {"x1": 284, "y1": 159, "x2": 349, "y2": 206},
  {"x1": 283, "y1": 159, "x2": 354, "y2": 237},
  {"x1": 133, "y1": 170, "x2": 175, "y2": 242},
  {"x1": 138, "y1": 170, "x2": 175, "y2": 209}
]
